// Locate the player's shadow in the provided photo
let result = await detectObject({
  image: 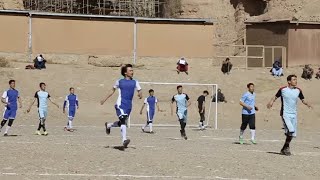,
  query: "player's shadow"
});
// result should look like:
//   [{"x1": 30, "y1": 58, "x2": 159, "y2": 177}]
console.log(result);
[
  {"x1": 266, "y1": 152, "x2": 283, "y2": 155},
  {"x1": 232, "y1": 142, "x2": 251, "y2": 145},
  {"x1": 192, "y1": 129, "x2": 206, "y2": 131},
  {"x1": 3, "y1": 134, "x2": 20, "y2": 137},
  {"x1": 141, "y1": 131, "x2": 155, "y2": 134},
  {"x1": 104, "y1": 145, "x2": 136, "y2": 151},
  {"x1": 314, "y1": 147, "x2": 320, "y2": 149}
]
